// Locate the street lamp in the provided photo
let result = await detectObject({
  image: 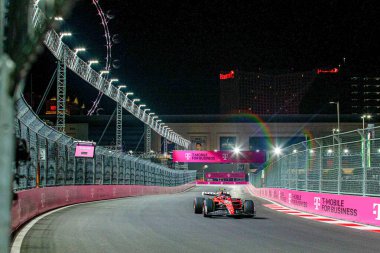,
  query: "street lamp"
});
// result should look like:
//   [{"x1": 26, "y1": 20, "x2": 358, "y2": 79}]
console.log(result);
[
  {"x1": 125, "y1": 92, "x2": 133, "y2": 97},
  {"x1": 74, "y1": 47, "x2": 86, "y2": 54},
  {"x1": 59, "y1": 32, "x2": 72, "y2": 39},
  {"x1": 88, "y1": 60, "x2": 99, "y2": 67},
  {"x1": 138, "y1": 104, "x2": 146, "y2": 109},
  {"x1": 329, "y1": 101, "x2": 340, "y2": 132},
  {"x1": 361, "y1": 114, "x2": 372, "y2": 130},
  {"x1": 156, "y1": 119, "x2": 162, "y2": 125},
  {"x1": 117, "y1": 85, "x2": 126, "y2": 91},
  {"x1": 54, "y1": 16, "x2": 64, "y2": 21},
  {"x1": 109, "y1": 78, "x2": 119, "y2": 84},
  {"x1": 202, "y1": 165, "x2": 208, "y2": 181},
  {"x1": 100, "y1": 70, "x2": 109, "y2": 76}
]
